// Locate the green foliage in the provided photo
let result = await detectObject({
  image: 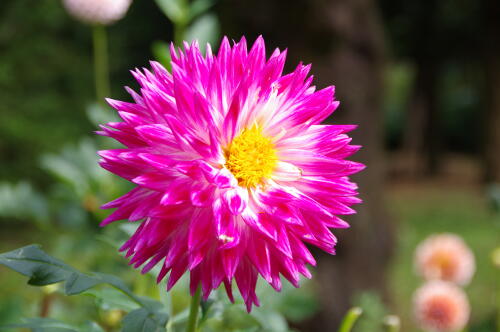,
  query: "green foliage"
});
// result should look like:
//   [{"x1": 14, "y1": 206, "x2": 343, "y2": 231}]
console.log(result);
[
  {"x1": 0, "y1": 182, "x2": 50, "y2": 228},
  {"x1": 382, "y1": 63, "x2": 415, "y2": 149},
  {"x1": 1, "y1": 318, "x2": 106, "y2": 332},
  {"x1": 0, "y1": 245, "x2": 168, "y2": 331},
  {"x1": 155, "y1": 0, "x2": 188, "y2": 24},
  {"x1": 0, "y1": 105, "x2": 128, "y2": 234},
  {"x1": 3, "y1": 317, "x2": 89, "y2": 332},
  {"x1": 121, "y1": 308, "x2": 167, "y2": 332},
  {"x1": 152, "y1": 0, "x2": 220, "y2": 68},
  {"x1": 185, "y1": 13, "x2": 220, "y2": 51},
  {"x1": 351, "y1": 292, "x2": 388, "y2": 332},
  {"x1": 84, "y1": 288, "x2": 138, "y2": 312},
  {"x1": 152, "y1": 41, "x2": 173, "y2": 69},
  {"x1": 0, "y1": 0, "x2": 94, "y2": 183},
  {"x1": 0, "y1": 244, "x2": 76, "y2": 286},
  {"x1": 155, "y1": 0, "x2": 215, "y2": 26}
]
